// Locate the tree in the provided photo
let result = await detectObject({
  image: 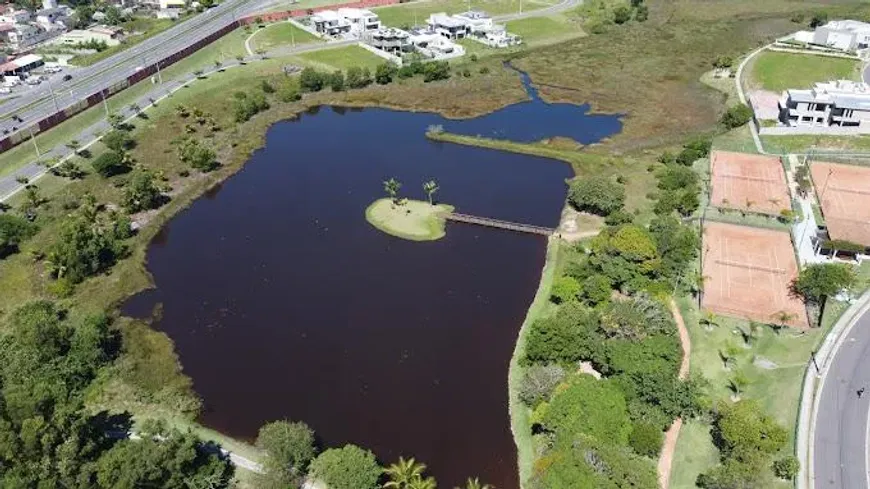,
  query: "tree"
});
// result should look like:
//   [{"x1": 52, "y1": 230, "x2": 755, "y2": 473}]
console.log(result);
[
  {"x1": 773, "y1": 456, "x2": 800, "y2": 480},
  {"x1": 376, "y1": 62, "x2": 398, "y2": 85},
  {"x1": 792, "y1": 263, "x2": 857, "y2": 306},
  {"x1": 700, "y1": 310, "x2": 719, "y2": 330},
  {"x1": 103, "y1": 129, "x2": 134, "y2": 152},
  {"x1": 721, "y1": 104, "x2": 754, "y2": 129},
  {"x1": 408, "y1": 477, "x2": 437, "y2": 489},
  {"x1": 568, "y1": 176, "x2": 625, "y2": 215},
  {"x1": 629, "y1": 421, "x2": 663, "y2": 458},
  {"x1": 107, "y1": 112, "x2": 125, "y2": 129},
  {"x1": 309, "y1": 445, "x2": 382, "y2": 489},
  {"x1": 104, "y1": 5, "x2": 124, "y2": 25},
  {"x1": 535, "y1": 374, "x2": 632, "y2": 445},
  {"x1": 129, "y1": 103, "x2": 141, "y2": 115},
  {"x1": 518, "y1": 363, "x2": 566, "y2": 406},
  {"x1": 550, "y1": 275, "x2": 580, "y2": 304},
  {"x1": 122, "y1": 169, "x2": 166, "y2": 213},
  {"x1": 66, "y1": 139, "x2": 81, "y2": 155},
  {"x1": 422, "y1": 61, "x2": 450, "y2": 82},
  {"x1": 346, "y1": 66, "x2": 372, "y2": 89},
  {"x1": 422, "y1": 180, "x2": 439, "y2": 205},
  {"x1": 0, "y1": 213, "x2": 35, "y2": 257},
  {"x1": 384, "y1": 457, "x2": 427, "y2": 489},
  {"x1": 329, "y1": 70, "x2": 346, "y2": 92},
  {"x1": 300, "y1": 67, "x2": 326, "y2": 92},
  {"x1": 712, "y1": 55, "x2": 733, "y2": 69},
  {"x1": 92, "y1": 151, "x2": 130, "y2": 177},
  {"x1": 384, "y1": 178, "x2": 402, "y2": 204},
  {"x1": 770, "y1": 310, "x2": 796, "y2": 334},
  {"x1": 729, "y1": 370, "x2": 751, "y2": 399},
  {"x1": 809, "y1": 11, "x2": 828, "y2": 28},
  {"x1": 634, "y1": 4, "x2": 648, "y2": 21},
  {"x1": 580, "y1": 274, "x2": 612, "y2": 305},
  {"x1": 178, "y1": 138, "x2": 219, "y2": 172},
  {"x1": 715, "y1": 400, "x2": 787, "y2": 456},
  {"x1": 613, "y1": 5, "x2": 631, "y2": 24},
  {"x1": 455, "y1": 478, "x2": 493, "y2": 489},
  {"x1": 256, "y1": 420, "x2": 316, "y2": 487}
]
